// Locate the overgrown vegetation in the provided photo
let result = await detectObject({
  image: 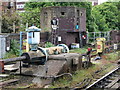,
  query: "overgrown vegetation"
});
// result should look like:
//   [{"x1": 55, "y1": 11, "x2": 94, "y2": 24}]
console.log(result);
[
  {"x1": 21, "y1": 2, "x2": 93, "y2": 32},
  {"x1": 49, "y1": 50, "x2": 119, "y2": 88},
  {"x1": 4, "y1": 40, "x2": 19, "y2": 59},
  {"x1": 50, "y1": 62, "x2": 116, "y2": 88},
  {"x1": 70, "y1": 48, "x2": 87, "y2": 54},
  {"x1": 2, "y1": 11, "x2": 20, "y2": 33},
  {"x1": 105, "y1": 51, "x2": 119, "y2": 61},
  {"x1": 45, "y1": 42, "x2": 55, "y2": 48},
  {"x1": 92, "y1": 2, "x2": 119, "y2": 31},
  {"x1": 19, "y1": 1, "x2": 120, "y2": 33}
]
